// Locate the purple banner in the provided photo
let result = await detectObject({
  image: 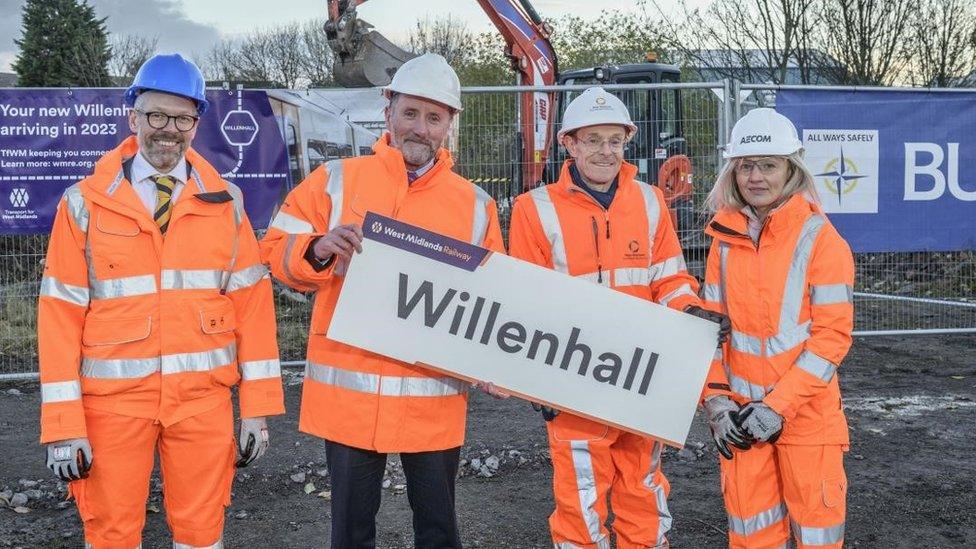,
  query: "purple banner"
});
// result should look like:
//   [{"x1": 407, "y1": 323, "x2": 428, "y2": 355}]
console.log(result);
[
  {"x1": 363, "y1": 212, "x2": 490, "y2": 271},
  {"x1": 0, "y1": 88, "x2": 288, "y2": 233}
]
